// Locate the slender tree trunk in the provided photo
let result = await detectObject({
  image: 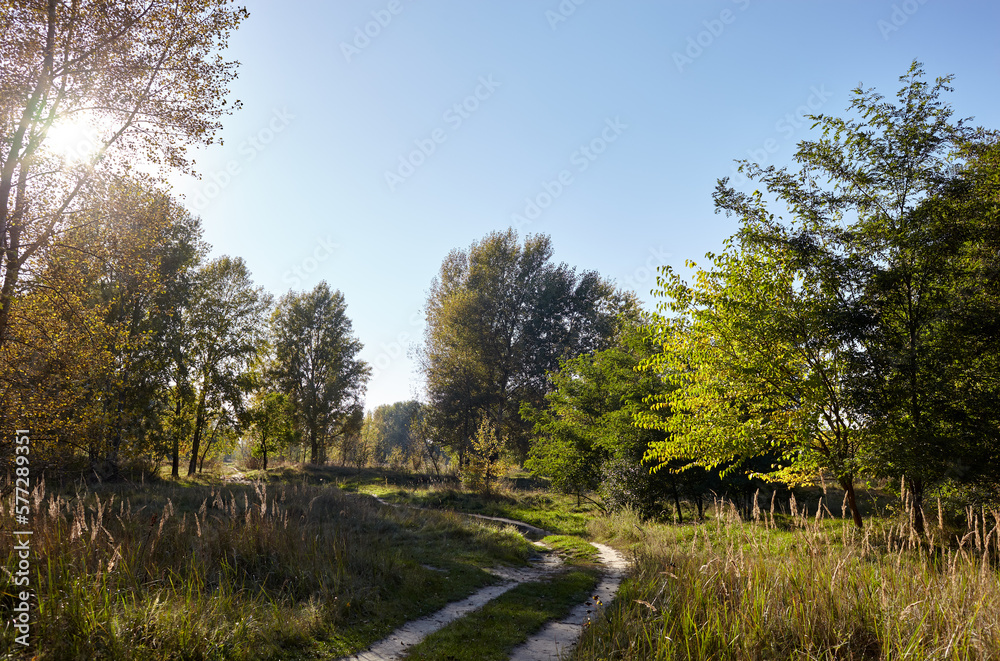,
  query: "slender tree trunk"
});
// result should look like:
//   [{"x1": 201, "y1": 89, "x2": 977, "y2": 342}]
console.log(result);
[
  {"x1": 840, "y1": 476, "x2": 864, "y2": 529},
  {"x1": 672, "y1": 484, "x2": 684, "y2": 524},
  {"x1": 198, "y1": 419, "x2": 219, "y2": 473},
  {"x1": 909, "y1": 476, "x2": 925, "y2": 536},
  {"x1": 309, "y1": 424, "x2": 318, "y2": 464},
  {"x1": 171, "y1": 396, "x2": 182, "y2": 478},
  {"x1": 187, "y1": 387, "x2": 208, "y2": 476}
]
